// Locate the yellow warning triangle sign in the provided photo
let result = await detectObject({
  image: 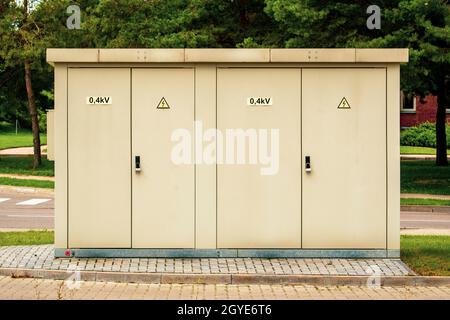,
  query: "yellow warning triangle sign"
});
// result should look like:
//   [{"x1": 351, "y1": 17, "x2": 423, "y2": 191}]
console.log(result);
[
  {"x1": 156, "y1": 97, "x2": 170, "y2": 109},
  {"x1": 337, "y1": 97, "x2": 350, "y2": 109}
]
